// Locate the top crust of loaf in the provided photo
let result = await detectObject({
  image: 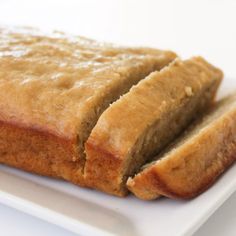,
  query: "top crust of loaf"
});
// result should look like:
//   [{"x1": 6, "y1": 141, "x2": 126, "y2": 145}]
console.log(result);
[
  {"x1": 127, "y1": 95, "x2": 236, "y2": 200},
  {"x1": 0, "y1": 26, "x2": 176, "y2": 163}
]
